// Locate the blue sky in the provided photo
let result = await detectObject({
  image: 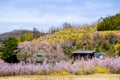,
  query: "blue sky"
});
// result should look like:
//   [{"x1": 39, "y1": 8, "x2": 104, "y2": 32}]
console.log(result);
[{"x1": 0, "y1": 0, "x2": 120, "y2": 33}]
